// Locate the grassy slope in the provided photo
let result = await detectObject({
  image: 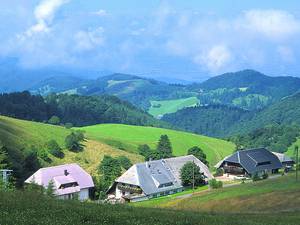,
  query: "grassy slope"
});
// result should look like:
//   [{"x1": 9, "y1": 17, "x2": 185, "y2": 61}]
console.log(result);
[
  {"x1": 1, "y1": 191, "x2": 299, "y2": 225},
  {"x1": 134, "y1": 175, "x2": 300, "y2": 213},
  {"x1": 79, "y1": 124, "x2": 235, "y2": 166},
  {"x1": 0, "y1": 115, "x2": 70, "y2": 149},
  {"x1": 0, "y1": 116, "x2": 142, "y2": 176},
  {"x1": 148, "y1": 97, "x2": 199, "y2": 117},
  {"x1": 286, "y1": 138, "x2": 300, "y2": 158}
]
